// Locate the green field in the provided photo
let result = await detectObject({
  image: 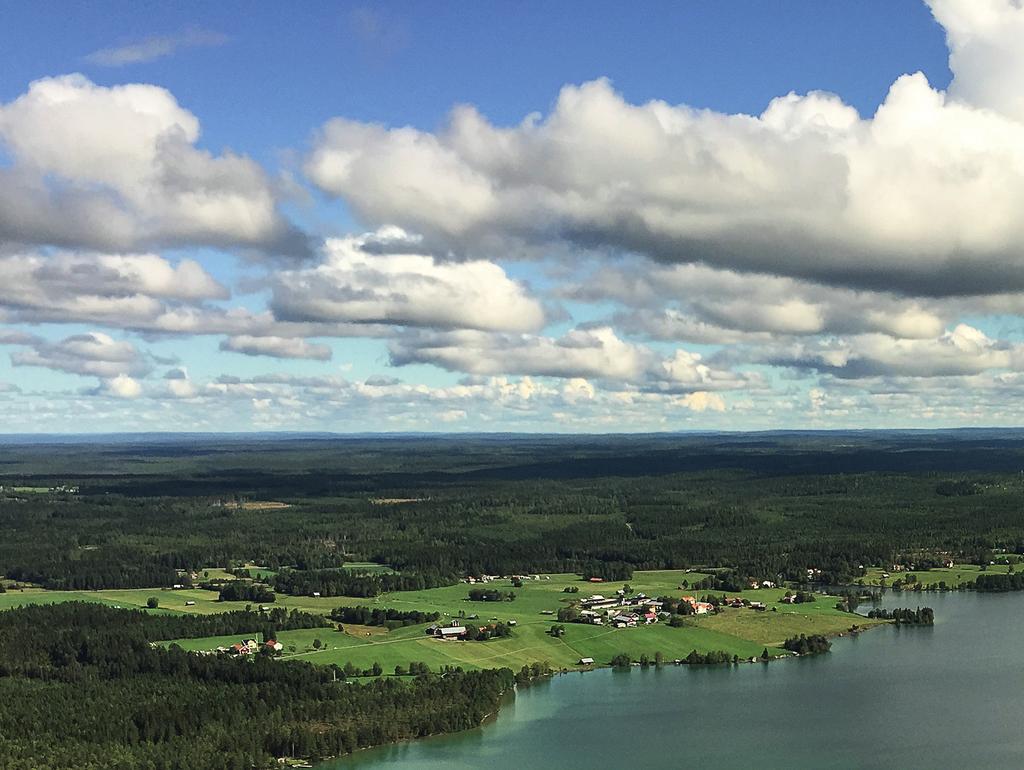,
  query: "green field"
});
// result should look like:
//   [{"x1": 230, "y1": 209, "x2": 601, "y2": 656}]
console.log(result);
[
  {"x1": 164, "y1": 612, "x2": 773, "y2": 672},
  {"x1": 90, "y1": 569, "x2": 884, "y2": 673},
  {"x1": 0, "y1": 591, "x2": 97, "y2": 610},
  {"x1": 700, "y1": 600, "x2": 868, "y2": 646},
  {"x1": 1, "y1": 570, "x2": 882, "y2": 674},
  {"x1": 859, "y1": 563, "x2": 1015, "y2": 589}
]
